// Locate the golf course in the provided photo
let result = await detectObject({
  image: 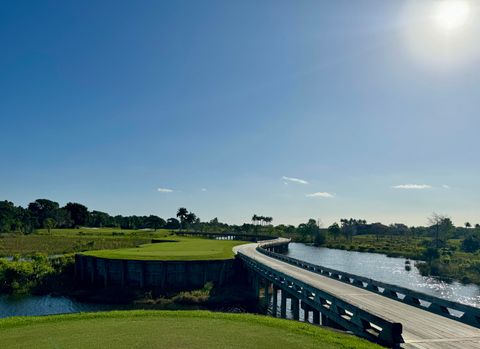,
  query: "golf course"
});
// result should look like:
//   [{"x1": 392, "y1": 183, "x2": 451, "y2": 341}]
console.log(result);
[
  {"x1": 81, "y1": 237, "x2": 245, "y2": 260},
  {"x1": 0, "y1": 310, "x2": 380, "y2": 349}
]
